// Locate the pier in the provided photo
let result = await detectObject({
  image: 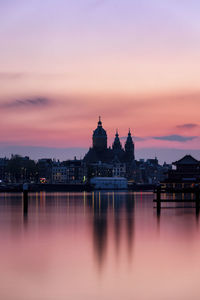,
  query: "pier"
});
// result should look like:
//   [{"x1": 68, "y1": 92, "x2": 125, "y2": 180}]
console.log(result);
[{"x1": 154, "y1": 184, "x2": 200, "y2": 215}]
